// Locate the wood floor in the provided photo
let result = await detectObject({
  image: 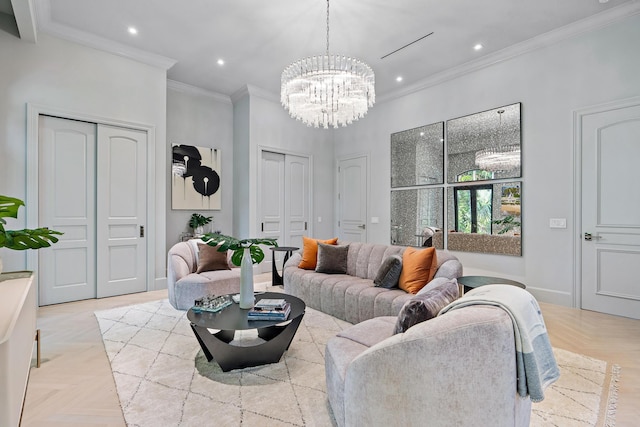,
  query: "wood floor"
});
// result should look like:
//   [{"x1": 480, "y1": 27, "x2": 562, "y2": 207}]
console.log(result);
[{"x1": 21, "y1": 286, "x2": 640, "y2": 427}]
